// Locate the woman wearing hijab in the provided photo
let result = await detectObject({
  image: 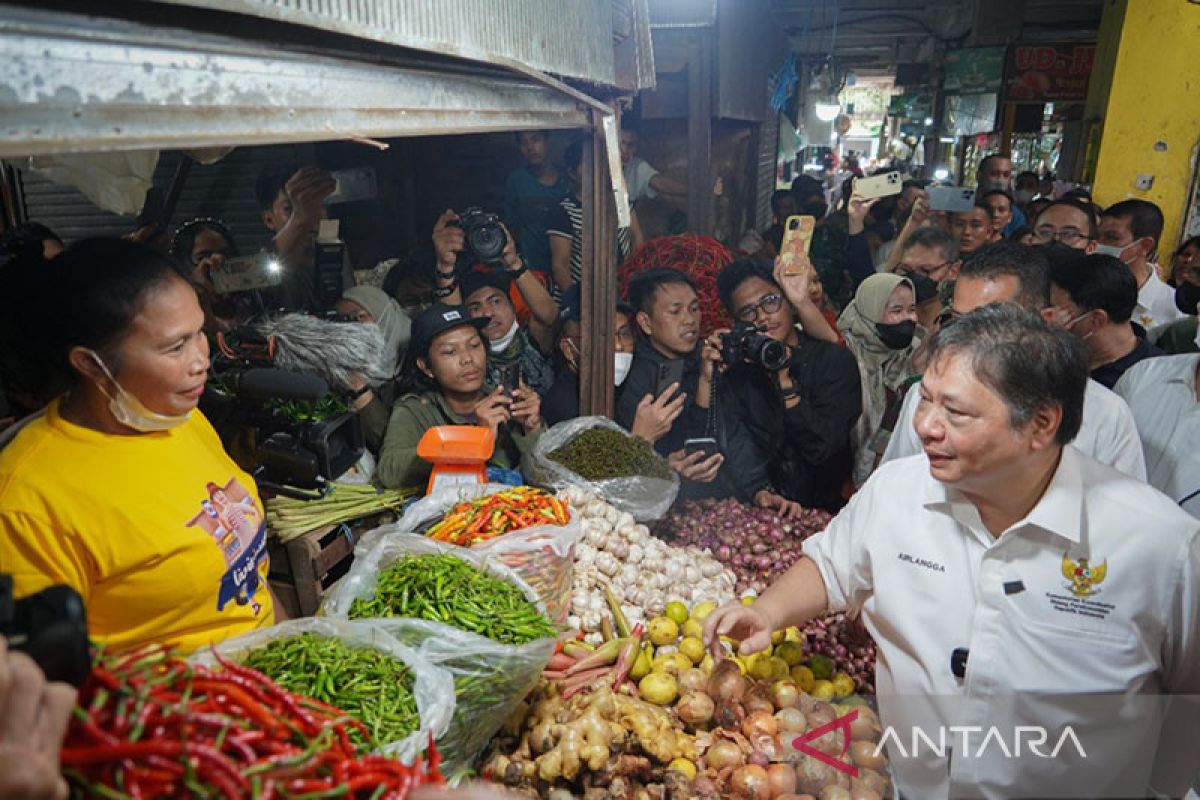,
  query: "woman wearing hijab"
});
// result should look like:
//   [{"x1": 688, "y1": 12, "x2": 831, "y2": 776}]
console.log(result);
[
  {"x1": 837, "y1": 273, "x2": 920, "y2": 487},
  {"x1": 335, "y1": 286, "x2": 413, "y2": 453}
]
